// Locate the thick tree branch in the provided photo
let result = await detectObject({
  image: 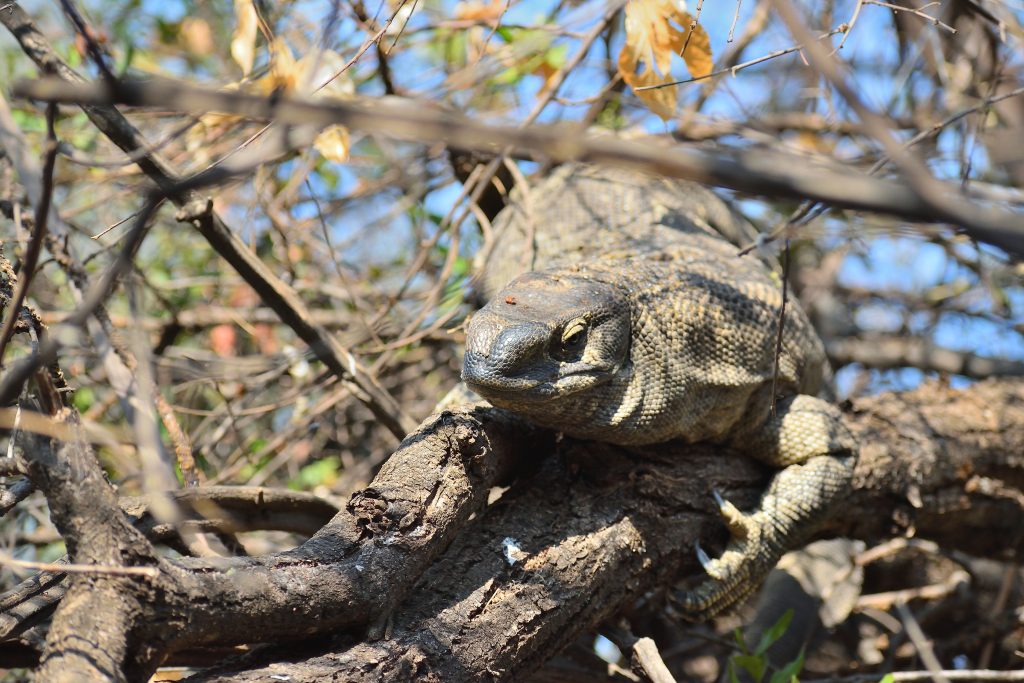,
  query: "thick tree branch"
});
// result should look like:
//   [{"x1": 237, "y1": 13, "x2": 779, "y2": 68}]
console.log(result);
[
  {"x1": 7, "y1": 371, "x2": 1022, "y2": 681},
  {"x1": 0, "y1": 486, "x2": 338, "y2": 644},
  {"x1": 21, "y1": 409, "x2": 170, "y2": 682},
  {"x1": 5, "y1": 404, "x2": 550, "y2": 678},
  {"x1": 180, "y1": 379, "x2": 1024, "y2": 681}
]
